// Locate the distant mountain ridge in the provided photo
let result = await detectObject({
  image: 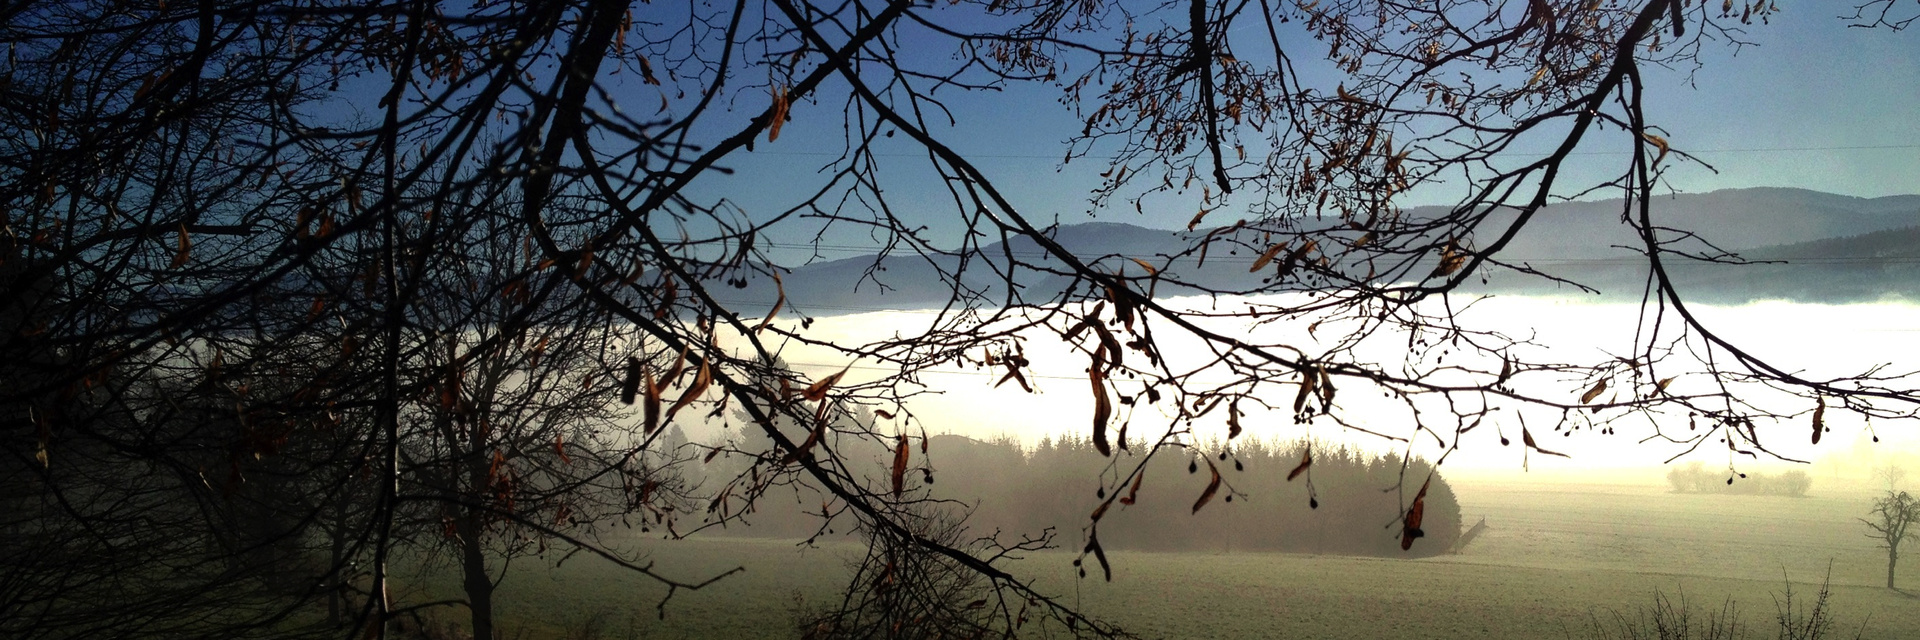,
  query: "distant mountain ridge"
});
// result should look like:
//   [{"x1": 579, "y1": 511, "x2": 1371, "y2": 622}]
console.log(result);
[
  {"x1": 1459, "y1": 187, "x2": 1920, "y2": 261},
  {"x1": 730, "y1": 188, "x2": 1920, "y2": 314}
]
